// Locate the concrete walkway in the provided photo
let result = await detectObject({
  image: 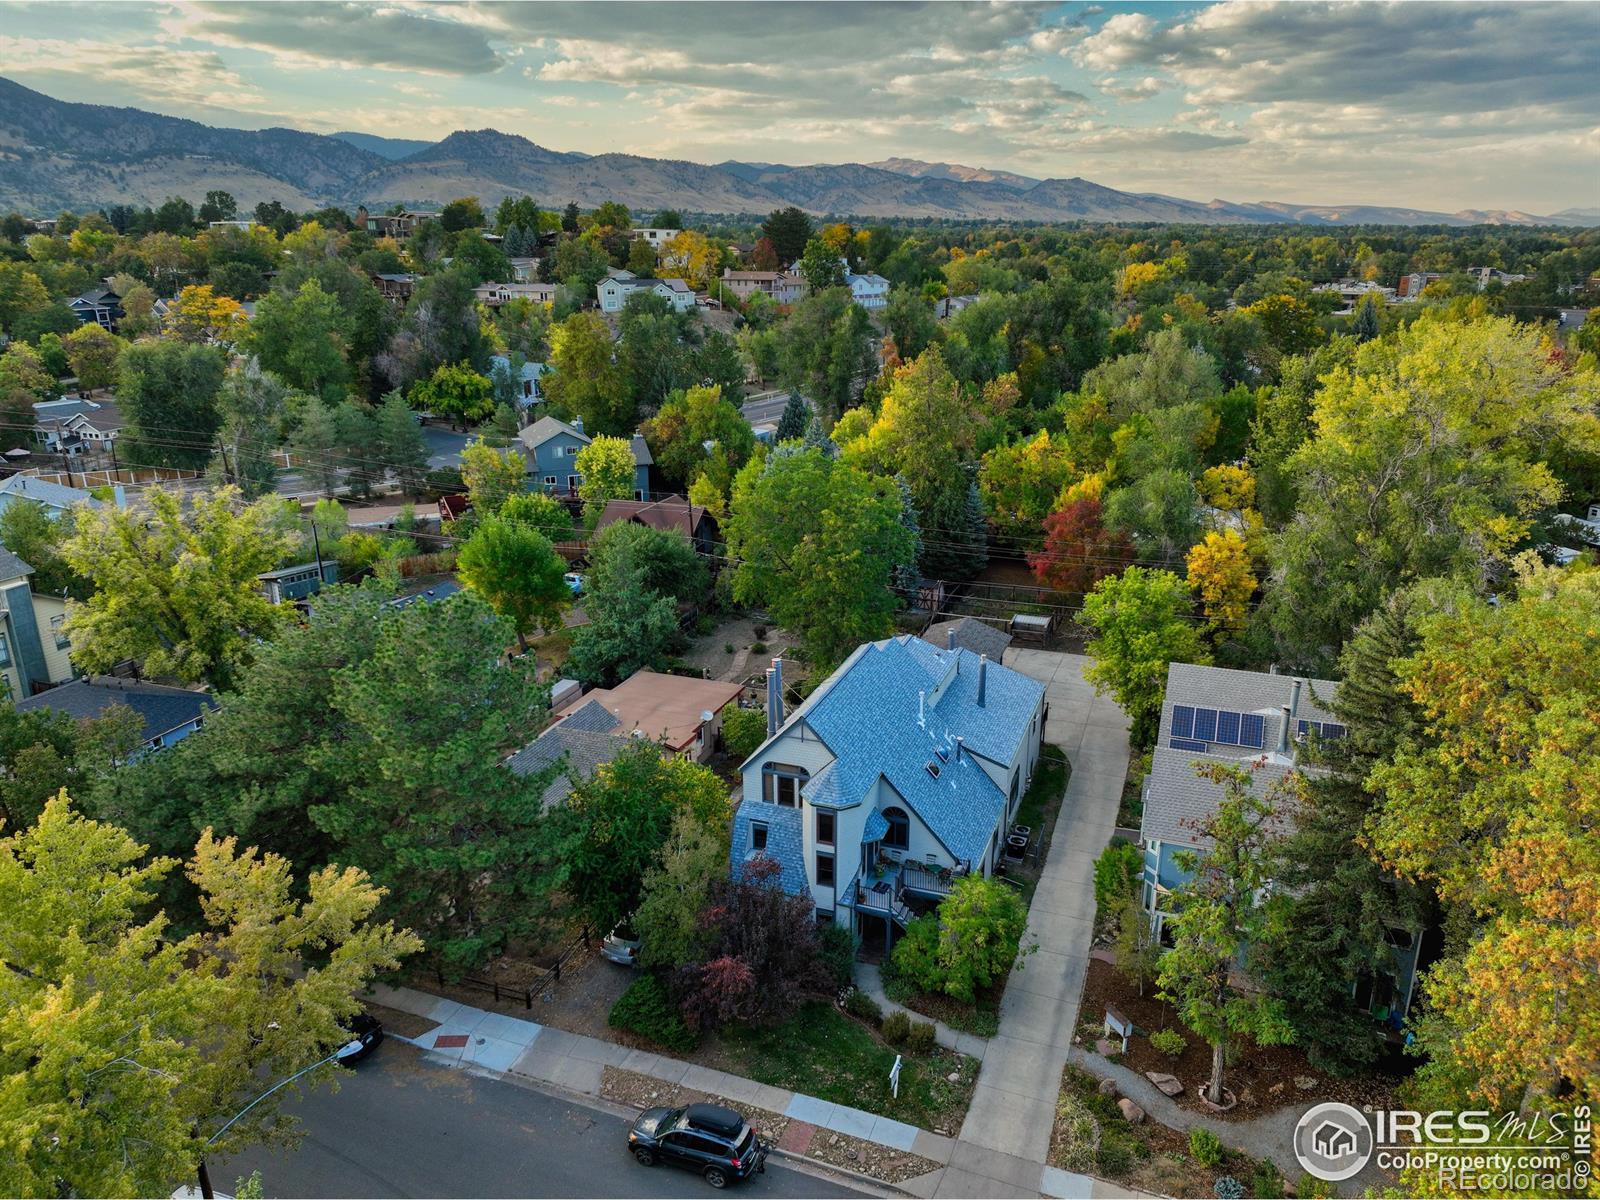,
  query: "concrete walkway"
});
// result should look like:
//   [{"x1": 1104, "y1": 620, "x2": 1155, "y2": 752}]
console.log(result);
[
  {"x1": 854, "y1": 963, "x2": 990, "y2": 1060},
  {"x1": 944, "y1": 650, "x2": 1129, "y2": 1193}
]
